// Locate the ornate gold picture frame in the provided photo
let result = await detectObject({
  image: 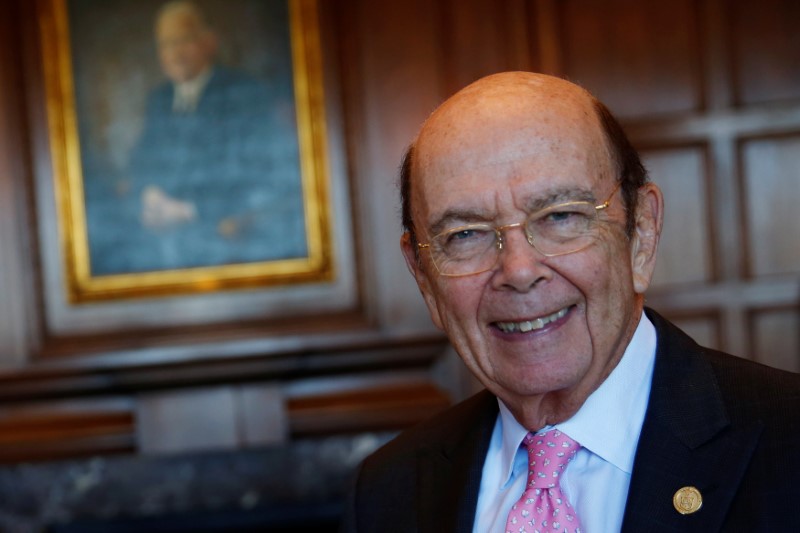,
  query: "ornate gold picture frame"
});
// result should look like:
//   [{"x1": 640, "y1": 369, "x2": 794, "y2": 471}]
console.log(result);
[{"x1": 39, "y1": 0, "x2": 333, "y2": 303}]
